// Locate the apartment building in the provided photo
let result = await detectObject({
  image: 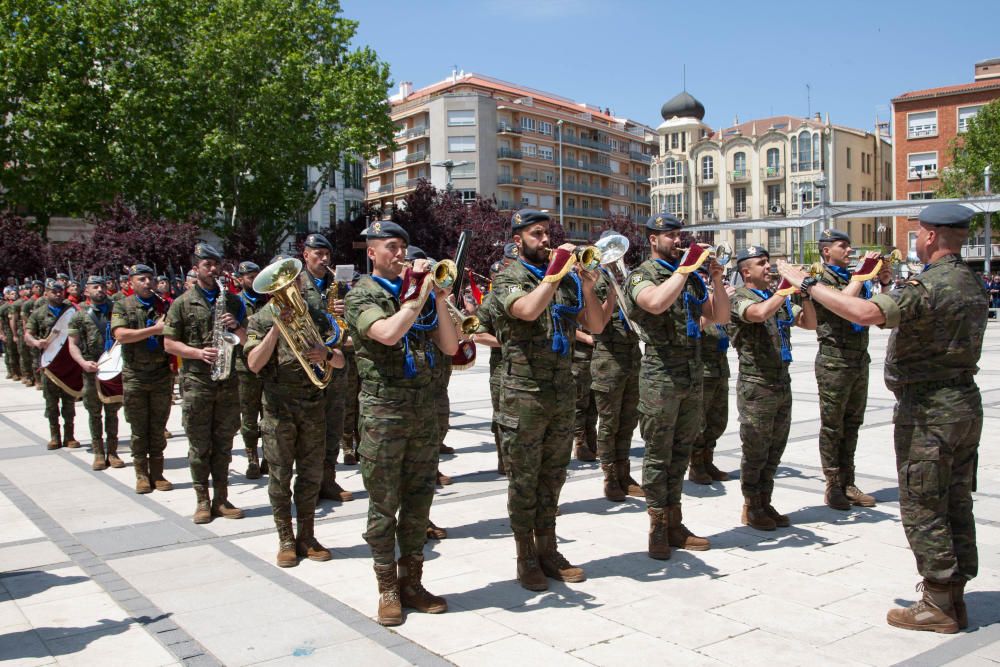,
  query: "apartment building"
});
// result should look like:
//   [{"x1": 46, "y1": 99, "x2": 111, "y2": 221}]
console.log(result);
[
  {"x1": 891, "y1": 58, "x2": 1000, "y2": 259},
  {"x1": 365, "y1": 72, "x2": 657, "y2": 242},
  {"x1": 653, "y1": 90, "x2": 892, "y2": 259}
]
